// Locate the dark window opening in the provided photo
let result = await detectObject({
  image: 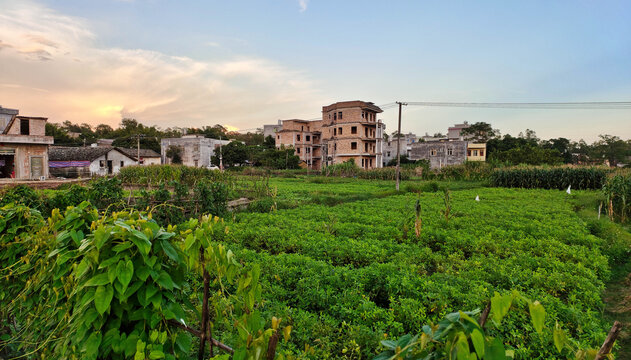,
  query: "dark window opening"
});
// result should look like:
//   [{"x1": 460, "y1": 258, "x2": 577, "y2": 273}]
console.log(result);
[
  {"x1": 338, "y1": 127, "x2": 342, "y2": 135},
  {"x1": 120, "y1": 161, "x2": 124, "y2": 167},
  {"x1": 296, "y1": 134, "x2": 301, "y2": 141},
  {"x1": 306, "y1": 135, "x2": 311, "y2": 141},
  {"x1": 334, "y1": 128, "x2": 337, "y2": 136},
  {"x1": 365, "y1": 143, "x2": 368, "y2": 152},
  {"x1": 20, "y1": 119, "x2": 29, "y2": 135},
  {"x1": 296, "y1": 147, "x2": 300, "y2": 154},
  {"x1": 351, "y1": 142, "x2": 357, "y2": 150},
  {"x1": 338, "y1": 111, "x2": 342, "y2": 119},
  {"x1": 351, "y1": 126, "x2": 357, "y2": 134}
]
